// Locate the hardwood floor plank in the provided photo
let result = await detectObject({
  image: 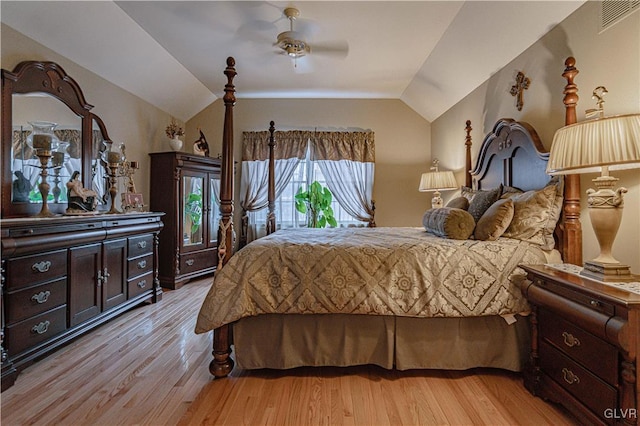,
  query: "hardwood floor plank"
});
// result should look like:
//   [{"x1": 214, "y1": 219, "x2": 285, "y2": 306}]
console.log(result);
[{"x1": 1, "y1": 277, "x2": 579, "y2": 426}]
